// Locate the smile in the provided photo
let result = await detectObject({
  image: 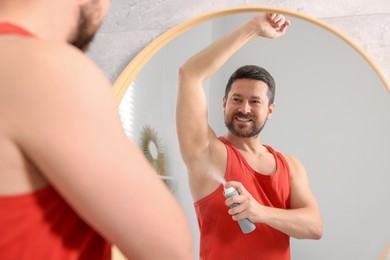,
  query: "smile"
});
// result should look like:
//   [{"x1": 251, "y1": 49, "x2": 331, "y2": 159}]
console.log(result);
[{"x1": 235, "y1": 117, "x2": 252, "y2": 122}]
